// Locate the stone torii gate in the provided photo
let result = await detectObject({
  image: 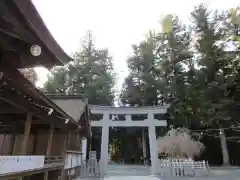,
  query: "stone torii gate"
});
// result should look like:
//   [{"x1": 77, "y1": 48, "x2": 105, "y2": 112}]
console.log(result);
[{"x1": 89, "y1": 105, "x2": 168, "y2": 175}]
